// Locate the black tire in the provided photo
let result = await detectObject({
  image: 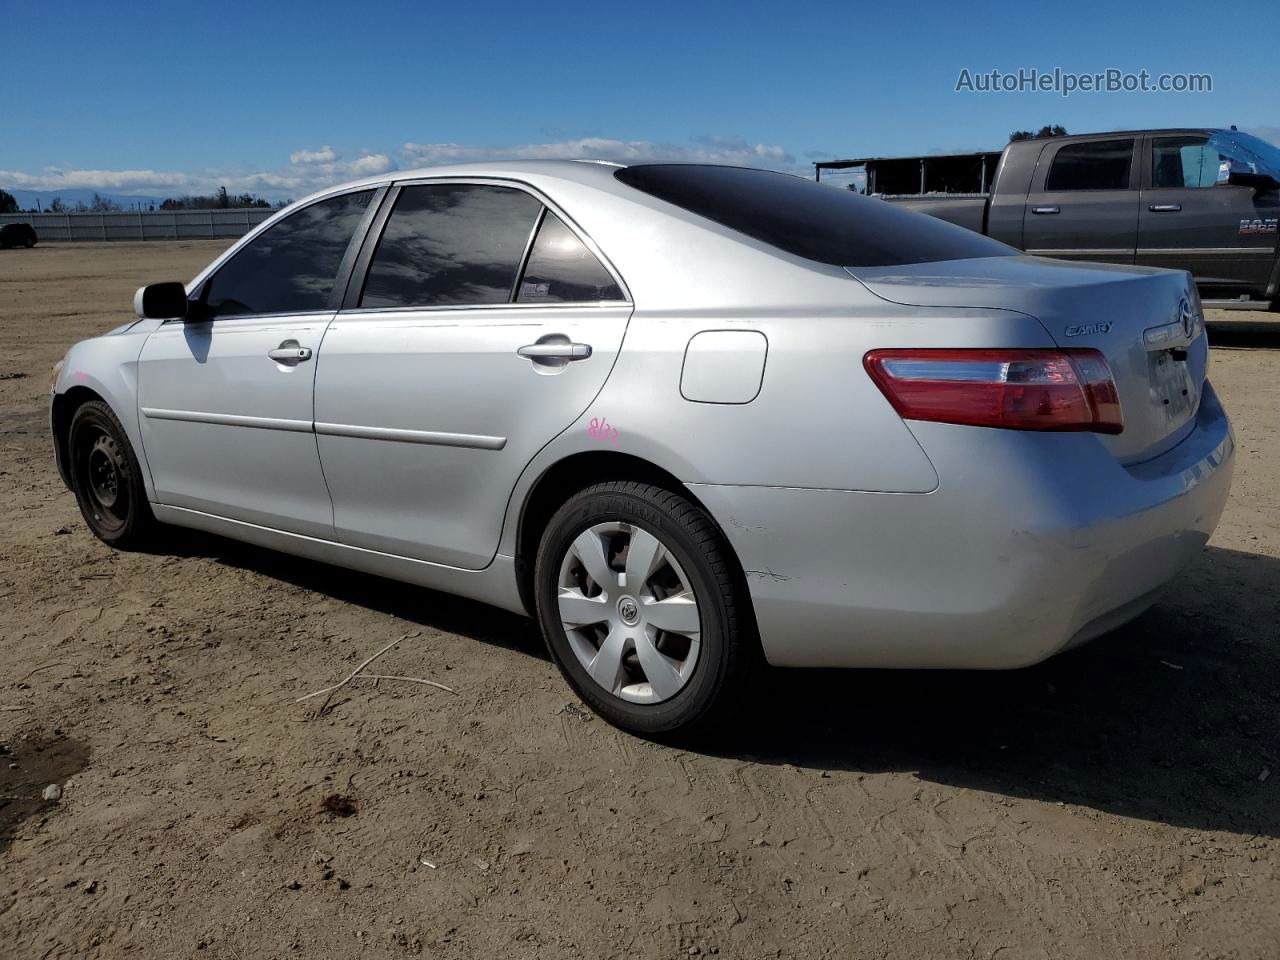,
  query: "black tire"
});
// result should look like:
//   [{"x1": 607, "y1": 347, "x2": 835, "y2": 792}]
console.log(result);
[
  {"x1": 534, "y1": 480, "x2": 759, "y2": 737},
  {"x1": 24, "y1": 237, "x2": 35, "y2": 248},
  {"x1": 67, "y1": 400, "x2": 158, "y2": 549}
]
